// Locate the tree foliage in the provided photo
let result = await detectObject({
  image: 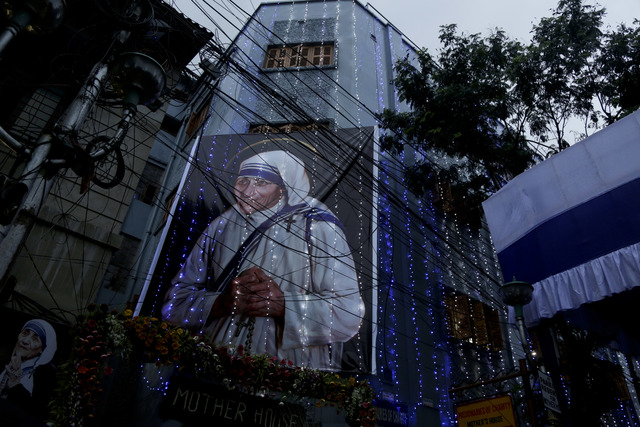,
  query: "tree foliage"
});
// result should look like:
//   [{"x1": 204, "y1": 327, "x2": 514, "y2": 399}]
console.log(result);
[{"x1": 380, "y1": 0, "x2": 640, "y2": 221}]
